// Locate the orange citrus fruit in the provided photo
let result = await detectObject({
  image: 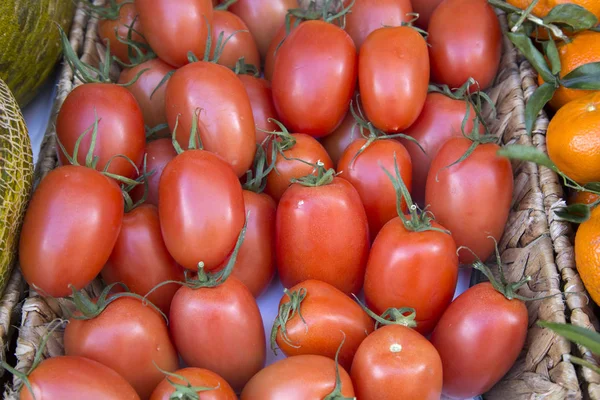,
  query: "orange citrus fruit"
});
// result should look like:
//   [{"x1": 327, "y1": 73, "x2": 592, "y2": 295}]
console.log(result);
[
  {"x1": 506, "y1": 0, "x2": 600, "y2": 19},
  {"x1": 547, "y1": 92, "x2": 600, "y2": 184},
  {"x1": 569, "y1": 190, "x2": 600, "y2": 206},
  {"x1": 575, "y1": 205, "x2": 600, "y2": 306}
]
